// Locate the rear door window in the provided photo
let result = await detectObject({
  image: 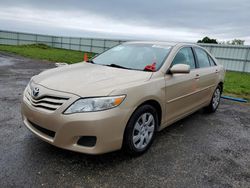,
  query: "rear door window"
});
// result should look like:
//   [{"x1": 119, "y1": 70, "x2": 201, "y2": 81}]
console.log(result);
[{"x1": 194, "y1": 48, "x2": 211, "y2": 68}]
